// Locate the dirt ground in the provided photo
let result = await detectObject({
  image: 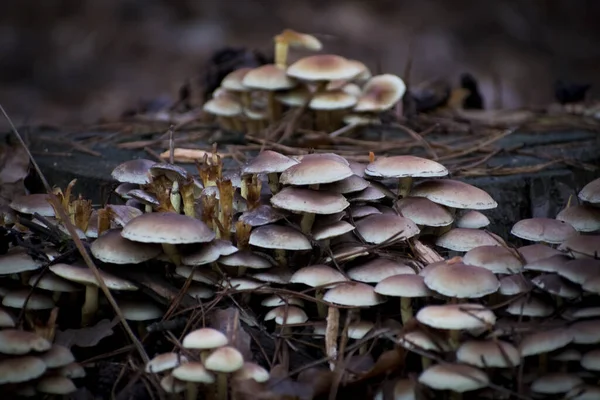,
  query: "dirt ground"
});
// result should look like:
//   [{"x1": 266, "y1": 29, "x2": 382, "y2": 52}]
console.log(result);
[{"x1": 1, "y1": 0, "x2": 599, "y2": 127}]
